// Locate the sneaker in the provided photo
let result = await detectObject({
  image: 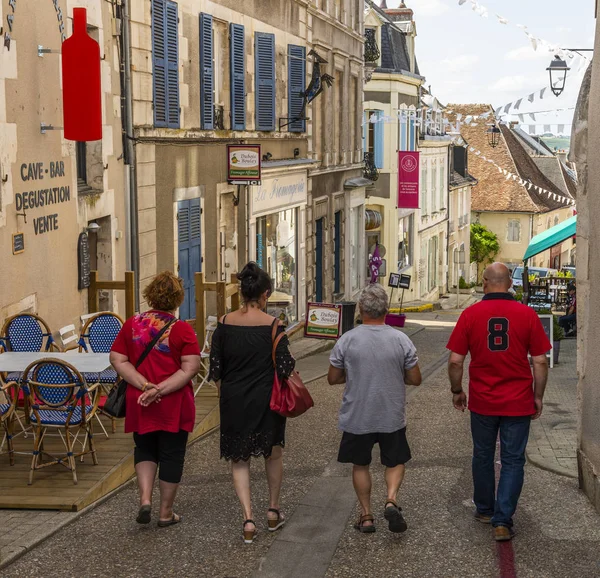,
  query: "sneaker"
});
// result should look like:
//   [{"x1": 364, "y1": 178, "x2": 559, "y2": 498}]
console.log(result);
[
  {"x1": 474, "y1": 511, "x2": 492, "y2": 524},
  {"x1": 494, "y1": 526, "x2": 515, "y2": 541}
]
